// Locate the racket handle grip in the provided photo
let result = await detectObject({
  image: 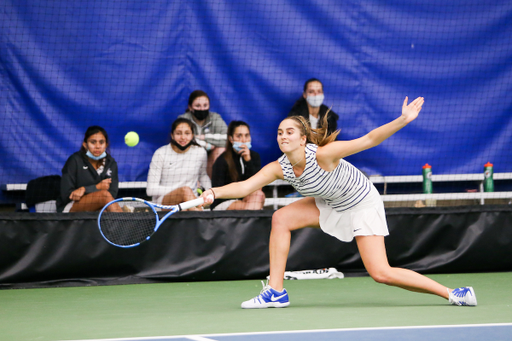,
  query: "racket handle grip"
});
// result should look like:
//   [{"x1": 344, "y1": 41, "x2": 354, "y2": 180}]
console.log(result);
[{"x1": 178, "y1": 197, "x2": 204, "y2": 211}]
